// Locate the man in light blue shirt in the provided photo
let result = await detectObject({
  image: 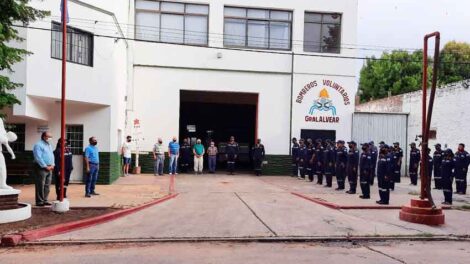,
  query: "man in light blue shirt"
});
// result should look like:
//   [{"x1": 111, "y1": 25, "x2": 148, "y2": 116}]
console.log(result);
[
  {"x1": 84, "y1": 136, "x2": 100, "y2": 197},
  {"x1": 168, "y1": 136, "x2": 180, "y2": 175},
  {"x1": 33, "y1": 132, "x2": 55, "y2": 206}
]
